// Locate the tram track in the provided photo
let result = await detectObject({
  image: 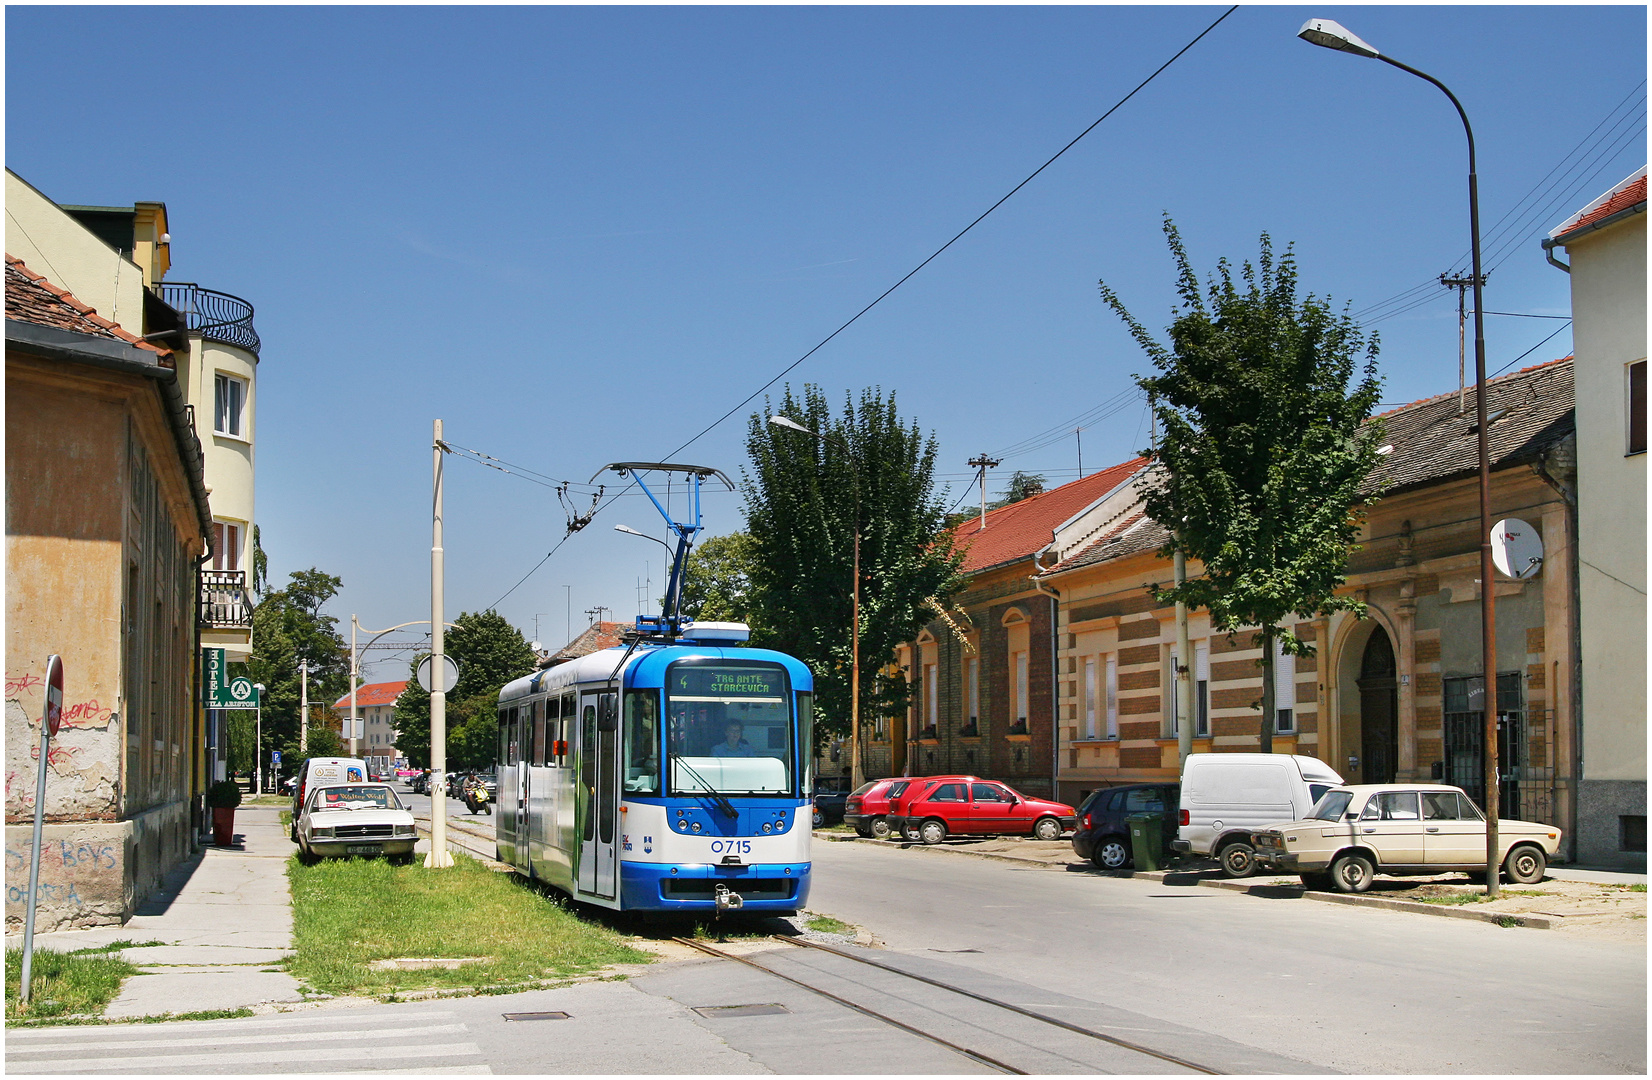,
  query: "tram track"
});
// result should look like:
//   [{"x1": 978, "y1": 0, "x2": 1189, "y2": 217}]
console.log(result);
[{"x1": 673, "y1": 935, "x2": 1224, "y2": 1075}]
